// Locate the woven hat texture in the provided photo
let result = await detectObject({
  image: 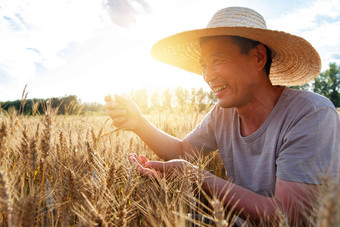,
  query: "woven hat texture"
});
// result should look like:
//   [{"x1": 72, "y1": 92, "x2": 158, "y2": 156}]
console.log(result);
[{"x1": 151, "y1": 7, "x2": 321, "y2": 86}]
